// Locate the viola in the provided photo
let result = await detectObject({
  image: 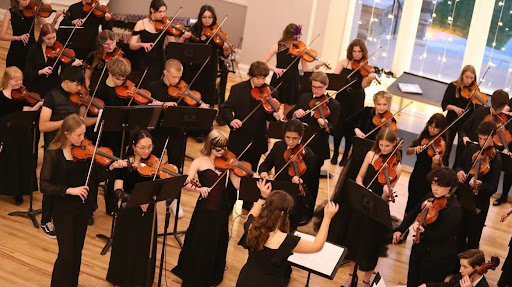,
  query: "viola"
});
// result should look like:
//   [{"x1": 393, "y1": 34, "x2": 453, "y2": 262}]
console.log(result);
[
  {"x1": 453, "y1": 257, "x2": 500, "y2": 287},
  {"x1": 214, "y1": 149, "x2": 255, "y2": 178},
  {"x1": 414, "y1": 196, "x2": 448, "y2": 243},
  {"x1": 288, "y1": 41, "x2": 331, "y2": 69},
  {"x1": 69, "y1": 86, "x2": 105, "y2": 115},
  {"x1": 351, "y1": 57, "x2": 381, "y2": 84},
  {"x1": 309, "y1": 95, "x2": 331, "y2": 132},
  {"x1": 154, "y1": 17, "x2": 200, "y2": 41},
  {"x1": 283, "y1": 144, "x2": 308, "y2": 196},
  {"x1": 420, "y1": 137, "x2": 446, "y2": 161},
  {"x1": 469, "y1": 147, "x2": 496, "y2": 194},
  {"x1": 115, "y1": 80, "x2": 157, "y2": 105},
  {"x1": 45, "y1": 41, "x2": 90, "y2": 69},
  {"x1": 11, "y1": 86, "x2": 43, "y2": 106},
  {"x1": 23, "y1": 1, "x2": 59, "y2": 18},
  {"x1": 460, "y1": 82, "x2": 487, "y2": 106},
  {"x1": 202, "y1": 24, "x2": 236, "y2": 53},
  {"x1": 250, "y1": 85, "x2": 280, "y2": 114},
  {"x1": 372, "y1": 110, "x2": 398, "y2": 132},
  {"x1": 484, "y1": 112, "x2": 512, "y2": 149},
  {"x1": 167, "y1": 80, "x2": 205, "y2": 107},
  {"x1": 372, "y1": 153, "x2": 399, "y2": 203},
  {"x1": 104, "y1": 48, "x2": 130, "y2": 66},
  {"x1": 83, "y1": 0, "x2": 116, "y2": 20}
]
